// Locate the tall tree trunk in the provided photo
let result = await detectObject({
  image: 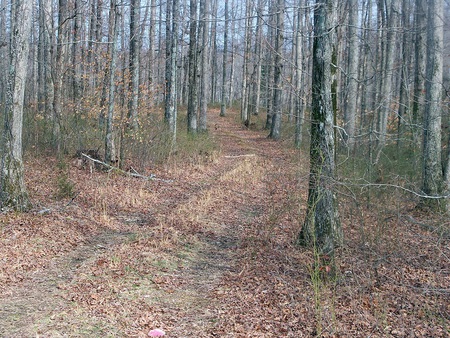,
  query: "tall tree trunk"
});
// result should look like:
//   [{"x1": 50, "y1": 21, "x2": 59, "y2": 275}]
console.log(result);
[
  {"x1": 1, "y1": 0, "x2": 33, "y2": 211},
  {"x1": 294, "y1": 0, "x2": 305, "y2": 148},
  {"x1": 299, "y1": 0, "x2": 342, "y2": 267},
  {"x1": 37, "y1": 0, "x2": 54, "y2": 120},
  {"x1": 148, "y1": 0, "x2": 156, "y2": 88},
  {"x1": 187, "y1": 0, "x2": 199, "y2": 132},
  {"x1": 71, "y1": 0, "x2": 82, "y2": 107},
  {"x1": 165, "y1": 0, "x2": 179, "y2": 140},
  {"x1": 412, "y1": 0, "x2": 426, "y2": 144},
  {"x1": 396, "y1": 0, "x2": 411, "y2": 148},
  {"x1": 421, "y1": 0, "x2": 444, "y2": 210},
  {"x1": 376, "y1": 0, "x2": 398, "y2": 153},
  {"x1": 251, "y1": 0, "x2": 263, "y2": 117},
  {"x1": 210, "y1": 0, "x2": 218, "y2": 103},
  {"x1": 53, "y1": 0, "x2": 68, "y2": 153},
  {"x1": 343, "y1": 0, "x2": 359, "y2": 151},
  {"x1": 265, "y1": 1, "x2": 276, "y2": 130},
  {"x1": 228, "y1": 0, "x2": 236, "y2": 106},
  {"x1": 269, "y1": 0, "x2": 284, "y2": 140},
  {"x1": 128, "y1": 0, "x2": 140, "y2": 130},
  {"x1": 240, "y1": 0, "x2": 252, "y2": 125},
  {"x1": 198, "y1": 0, "x2": 209, "y2": 132},
  {"x1": 105, "y1": 0, "x2": 119, "y2": 164},
  {"x1": 219, "y1": 0, "x2": 229, "y2": 117}
]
